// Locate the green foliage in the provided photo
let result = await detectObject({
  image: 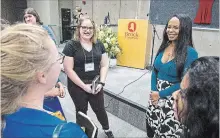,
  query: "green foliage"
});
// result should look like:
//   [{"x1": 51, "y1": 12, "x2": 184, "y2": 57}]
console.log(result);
[{"x1": 98, "y1": 25, "x2": 121, "y2": 58}]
